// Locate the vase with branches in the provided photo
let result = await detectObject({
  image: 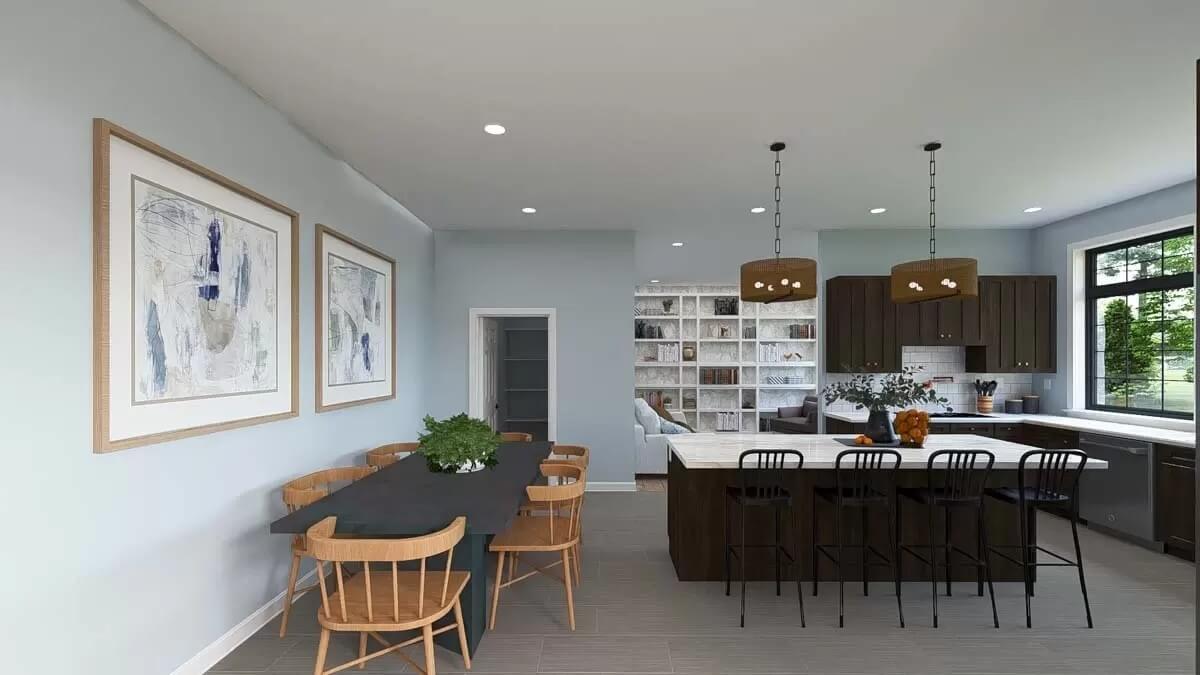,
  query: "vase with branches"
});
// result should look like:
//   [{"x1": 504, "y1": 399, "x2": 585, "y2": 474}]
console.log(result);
[{"x1": 821, "y1": 367, "x2": 951, "y2": 443}]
